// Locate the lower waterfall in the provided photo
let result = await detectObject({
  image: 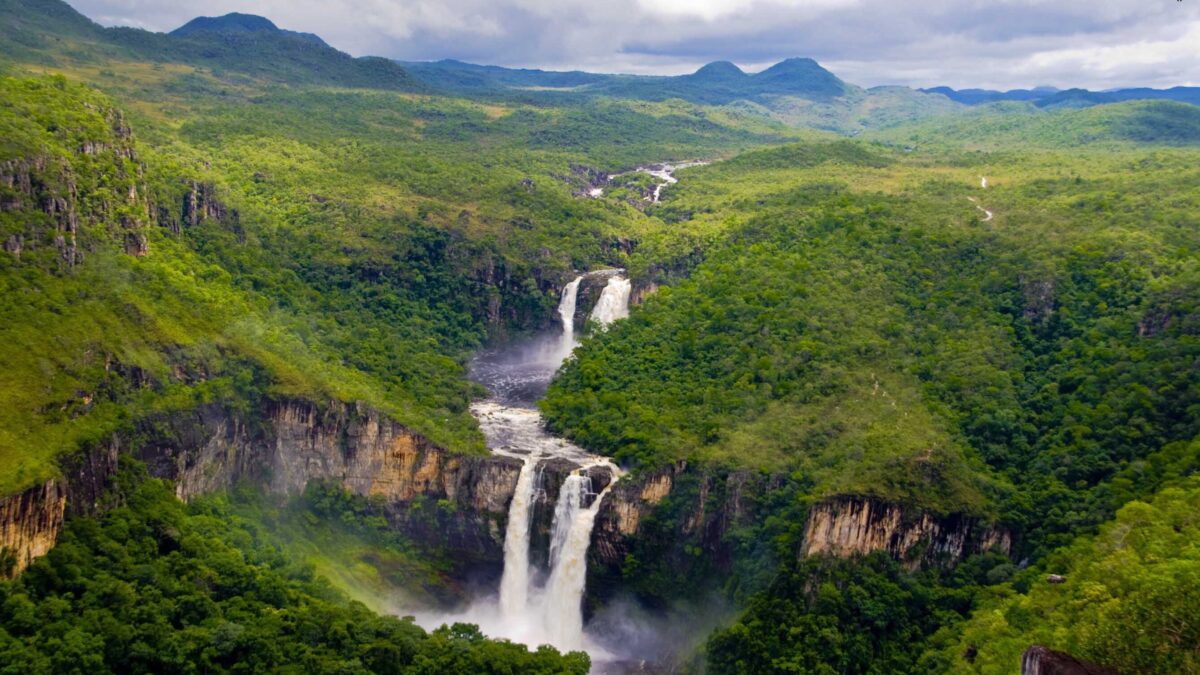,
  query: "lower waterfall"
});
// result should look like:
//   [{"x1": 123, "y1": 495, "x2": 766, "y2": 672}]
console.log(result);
[
  {"x1": 498, "y1": 452, "x2": 540, "y2": 618},
  {"x1": 544, "y1": 469, "x2": 619, "y2": 650}
]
